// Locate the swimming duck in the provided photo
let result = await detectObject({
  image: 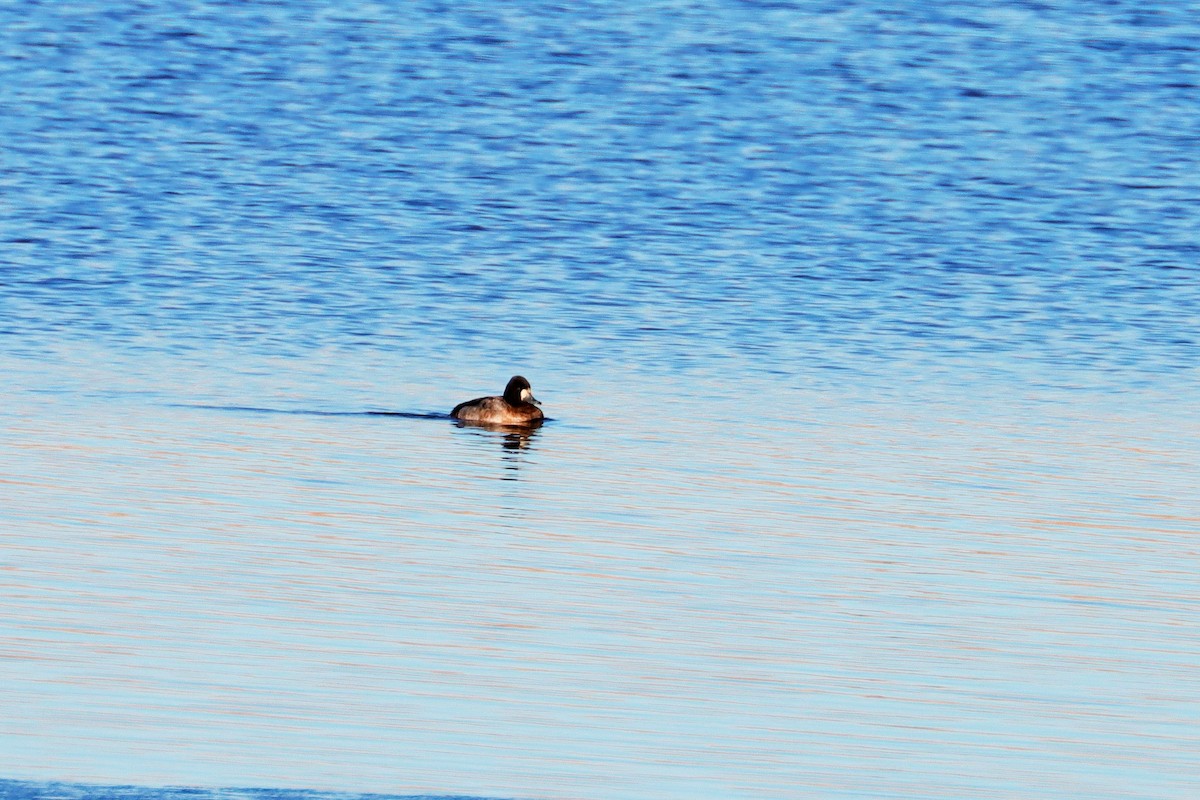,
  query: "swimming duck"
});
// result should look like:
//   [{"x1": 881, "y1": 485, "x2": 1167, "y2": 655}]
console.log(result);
[{"x1": 451, "y1": 375, "x2": 544, "y2": 425}]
